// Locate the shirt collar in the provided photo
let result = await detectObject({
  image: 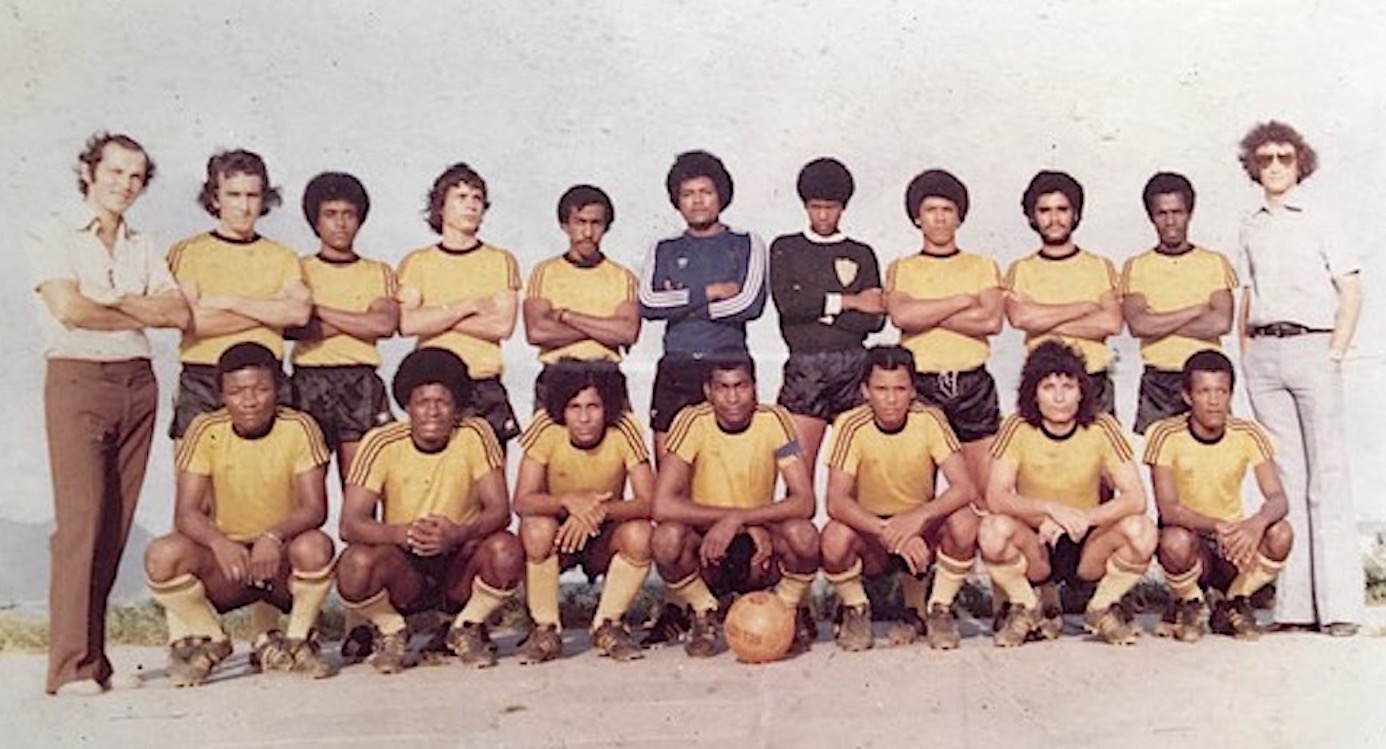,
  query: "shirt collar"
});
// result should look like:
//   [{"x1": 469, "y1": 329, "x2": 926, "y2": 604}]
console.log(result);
[
  {"x1": 1255, "y1": 184, "x2": 1307, "y2": 216},
  {"x1": 803, "y1": 229, "x2": 845, "y2": 245},
  {"x1": 70, "y1": 204, "x2": 133, "y2": 240}
]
